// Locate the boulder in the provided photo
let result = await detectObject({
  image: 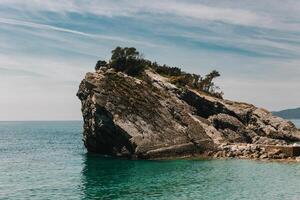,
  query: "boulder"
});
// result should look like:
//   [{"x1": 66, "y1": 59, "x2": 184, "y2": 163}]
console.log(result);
[{"x1": 77, "y1": 68, "x2": 300, "y2": 159}]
